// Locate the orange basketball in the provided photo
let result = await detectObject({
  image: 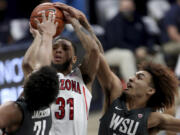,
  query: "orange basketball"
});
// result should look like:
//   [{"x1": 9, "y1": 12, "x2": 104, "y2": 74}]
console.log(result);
[{"x1": 30, "y1": 2, "x2": 65, "y2": 37}]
